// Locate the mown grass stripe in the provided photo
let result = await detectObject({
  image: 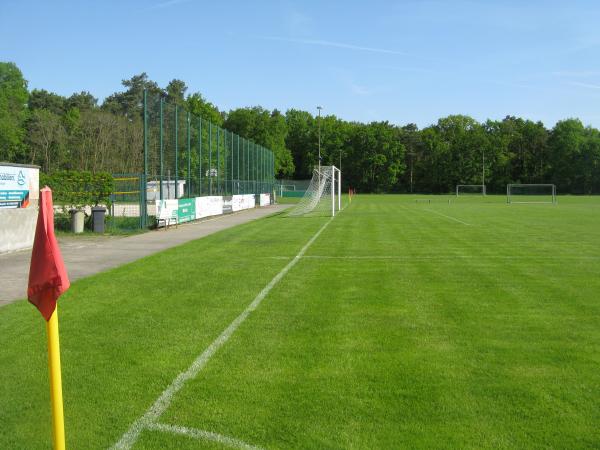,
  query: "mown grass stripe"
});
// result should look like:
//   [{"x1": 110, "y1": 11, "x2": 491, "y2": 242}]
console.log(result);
[{"x1": 111, "y1": 216, "x2": 334, "y2": 450}]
